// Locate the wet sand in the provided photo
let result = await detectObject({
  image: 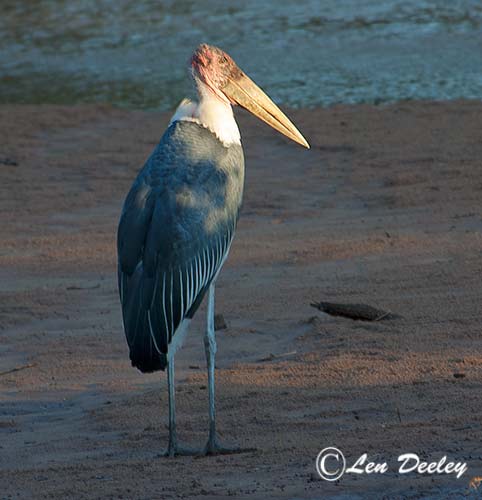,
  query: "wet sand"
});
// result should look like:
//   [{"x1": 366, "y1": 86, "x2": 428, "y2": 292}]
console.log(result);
[{"x1": 1, "y1": 101, "x2": 481, "y2": 498}]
